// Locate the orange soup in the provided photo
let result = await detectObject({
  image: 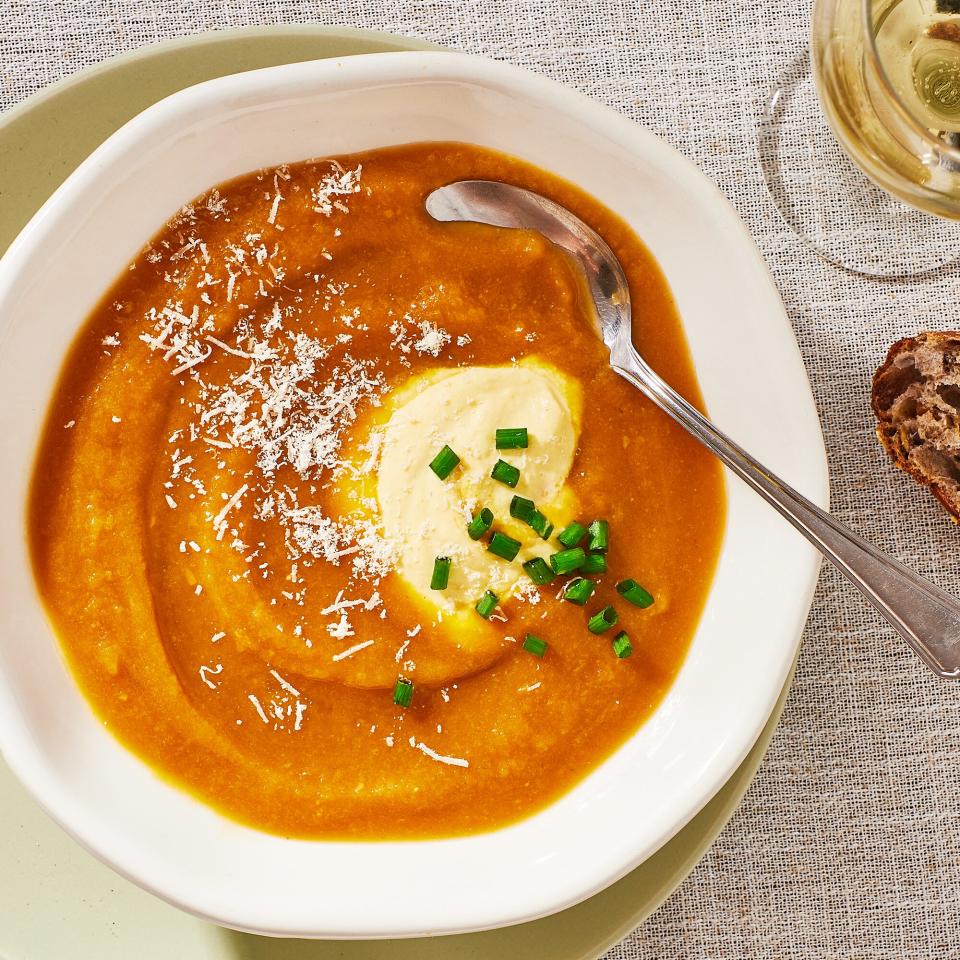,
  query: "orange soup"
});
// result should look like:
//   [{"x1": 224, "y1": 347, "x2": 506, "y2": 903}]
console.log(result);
[{"x1": 29, "y1": 143, "x2": 725, "y2": 839}]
